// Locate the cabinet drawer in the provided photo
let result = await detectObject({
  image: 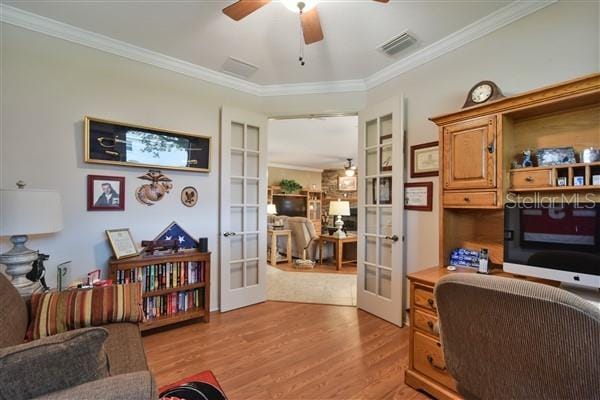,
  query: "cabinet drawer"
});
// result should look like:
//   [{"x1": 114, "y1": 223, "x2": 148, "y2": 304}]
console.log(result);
[
  {"x1": 510, "y1": 169, "x2": 553, "y2": 189},
  {"x1": 414, "y1": 309, "x2": 439, "y2": 338},
  {"x1": 413, "y1": 331, "x2": 456, "y2": 390},
  {"x1": 443, "y1": 191, "x2": 497, "y2": 208},
  {"x1": 414, "y1": 286, "x2": 437, "y2": 312}
]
